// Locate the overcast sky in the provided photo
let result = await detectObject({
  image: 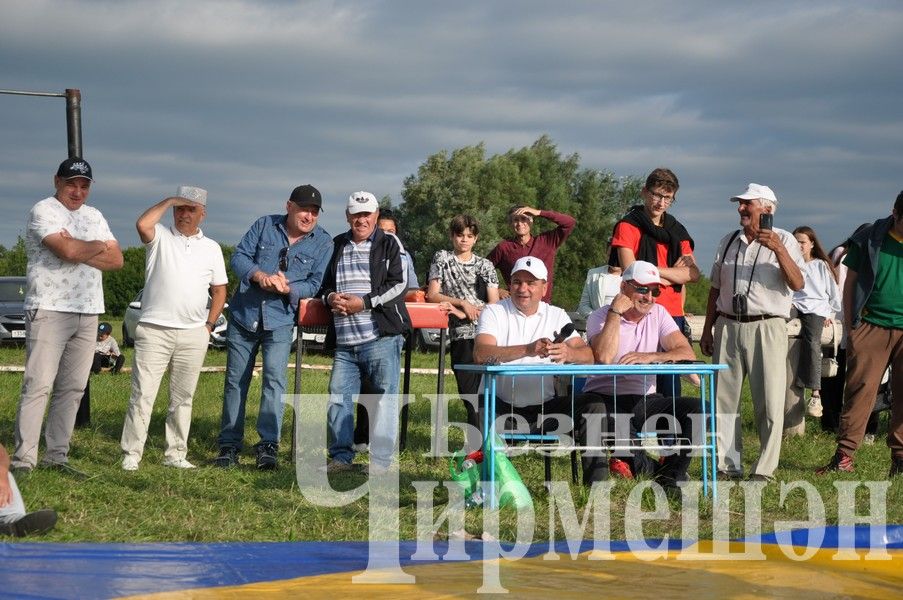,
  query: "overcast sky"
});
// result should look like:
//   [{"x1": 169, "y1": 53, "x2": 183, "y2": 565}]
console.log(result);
[{"x1": 2, "y1": 1, "x2": 901, "y2": 274}]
